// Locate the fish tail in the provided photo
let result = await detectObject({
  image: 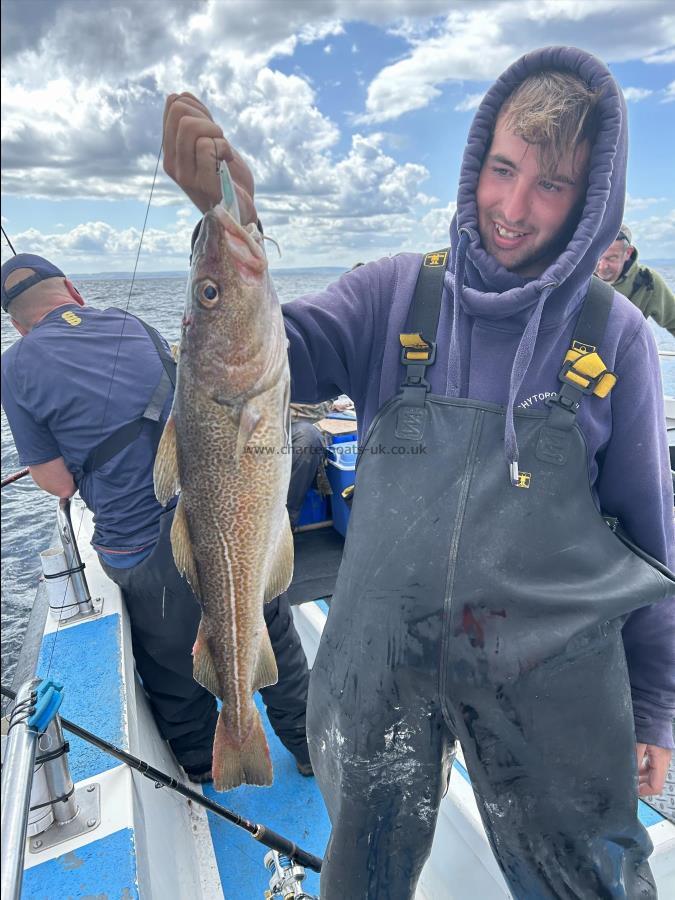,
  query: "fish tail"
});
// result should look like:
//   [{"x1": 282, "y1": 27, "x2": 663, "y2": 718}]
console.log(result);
[{"x1": 212, "y1": 707, "x2": 273, "y2": 791}]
